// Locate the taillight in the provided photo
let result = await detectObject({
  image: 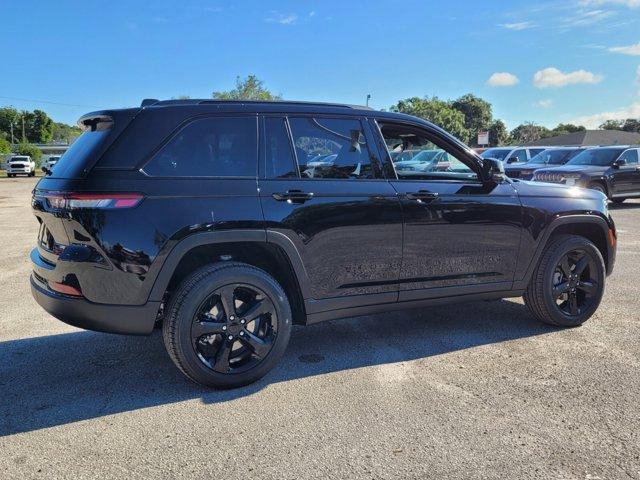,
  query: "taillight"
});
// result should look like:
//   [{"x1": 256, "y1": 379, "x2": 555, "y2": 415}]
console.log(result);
[{"x1": 44, "y1": 193, "x2": 144, "y2": 210}]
